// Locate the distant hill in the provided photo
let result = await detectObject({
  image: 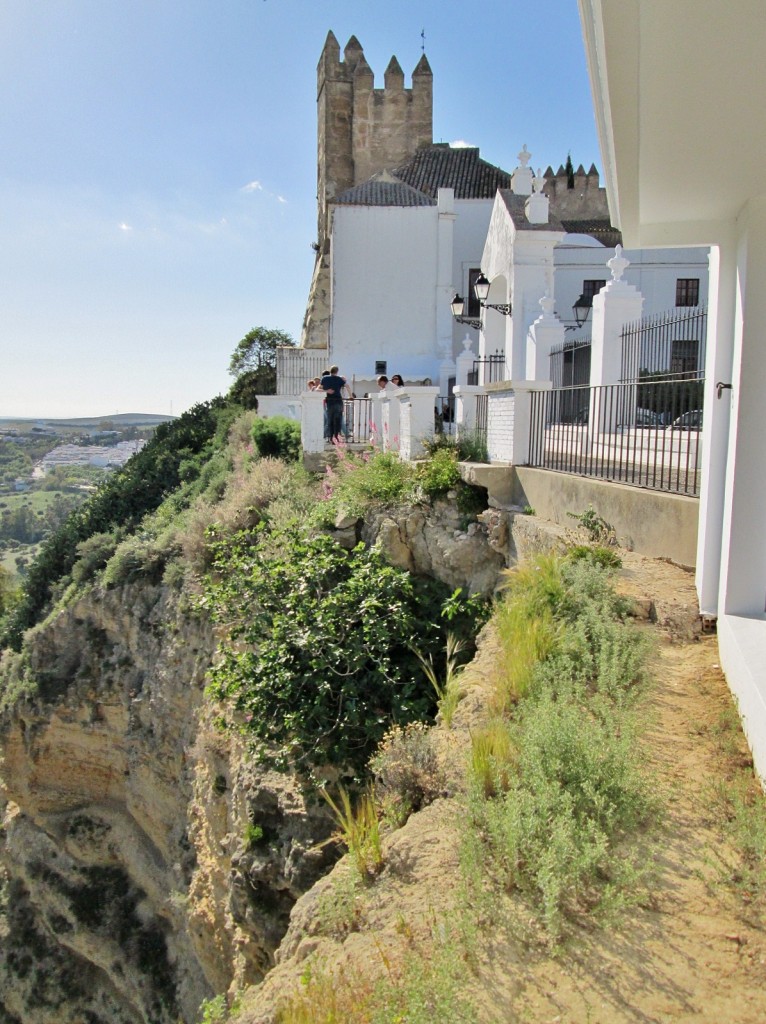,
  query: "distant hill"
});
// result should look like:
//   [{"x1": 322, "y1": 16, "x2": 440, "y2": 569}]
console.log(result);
[{"x1": 0, "y1": 413, "x2": 175, "y2": 430}]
